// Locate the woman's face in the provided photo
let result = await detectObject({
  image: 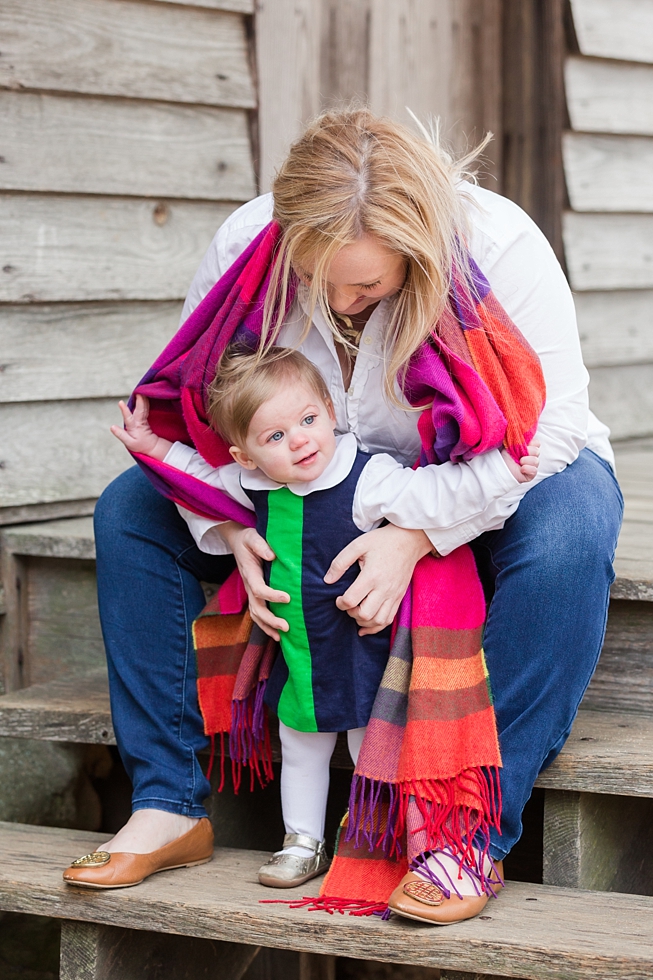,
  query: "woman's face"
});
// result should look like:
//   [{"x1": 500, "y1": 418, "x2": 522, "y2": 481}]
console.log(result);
[{"x1": 297, "y1": 235, "x2": 407, "y2": 316}]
